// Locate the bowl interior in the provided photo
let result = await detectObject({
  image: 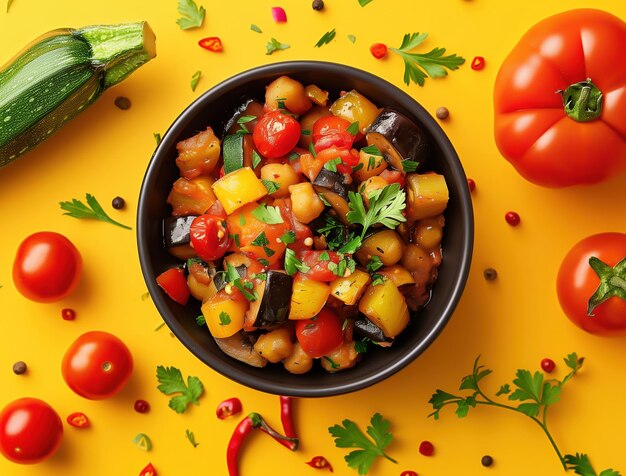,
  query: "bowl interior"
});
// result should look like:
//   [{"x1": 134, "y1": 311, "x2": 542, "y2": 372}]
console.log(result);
[{"x1": 137, "y1": 61, "x2": 473, "y2": 397}]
